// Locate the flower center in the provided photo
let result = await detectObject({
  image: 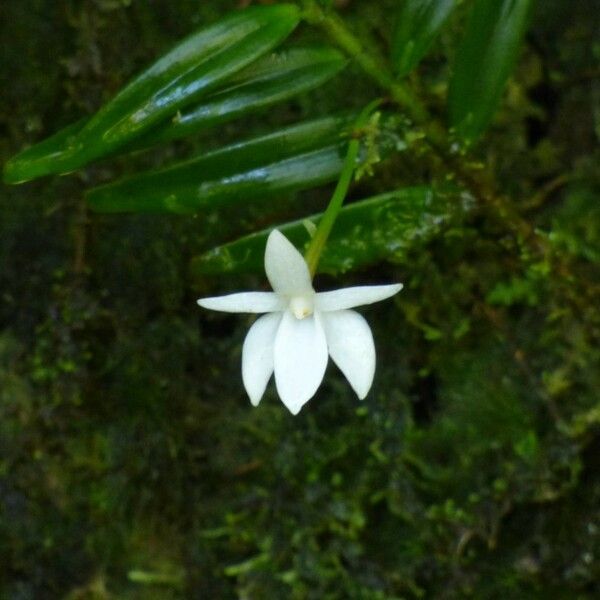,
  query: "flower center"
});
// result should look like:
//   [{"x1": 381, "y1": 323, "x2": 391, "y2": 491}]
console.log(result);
[{"x1": 289, "y1": 294, "x2": 314, "y2": 319}]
